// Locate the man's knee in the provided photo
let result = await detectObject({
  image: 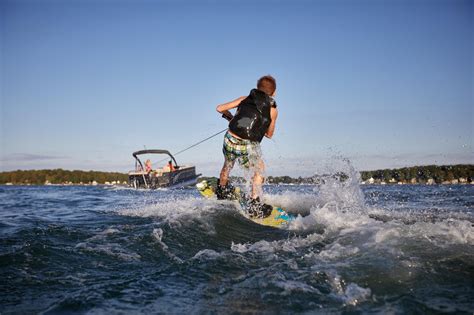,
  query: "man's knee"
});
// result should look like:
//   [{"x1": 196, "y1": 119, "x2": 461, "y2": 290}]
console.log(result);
[{"x1": 254, "y1": 174, "x2": 264, "y2": 184}]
